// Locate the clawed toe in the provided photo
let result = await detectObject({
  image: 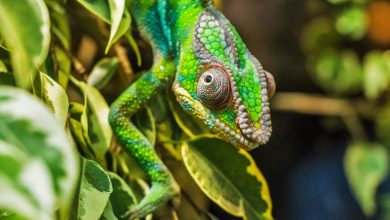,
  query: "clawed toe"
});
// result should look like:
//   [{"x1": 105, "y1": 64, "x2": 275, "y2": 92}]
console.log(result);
[{"x1": 123, "y1": 180, "x2": 180, "y2": 220}]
